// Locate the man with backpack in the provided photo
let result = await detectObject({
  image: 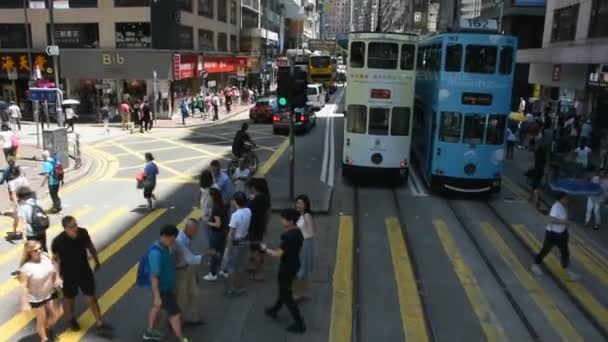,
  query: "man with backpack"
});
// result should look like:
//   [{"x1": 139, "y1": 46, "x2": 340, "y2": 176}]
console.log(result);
[
  {"x1": 41, "y1": 150, "x2": 62, "y2": 213},
  {"x1": 16, "y1": 186, "x2": 49, "y2": 251}
]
